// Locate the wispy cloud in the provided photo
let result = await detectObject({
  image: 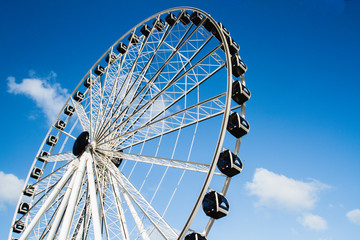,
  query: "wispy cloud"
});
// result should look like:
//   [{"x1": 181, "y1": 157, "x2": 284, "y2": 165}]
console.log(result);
[
  {"x1": 245, "y1": 168, "x2": 330, "y2": 211},
  {"x1": 346, "y1": 209, "x2": 360, "y2": 225},
  {"x1": 297, "y1": 213, "x2": 328, "y2": 231},
  {"x1": 7, "y1": 71, "x2": 69, "y2": 124},
  {"x1": 0, "y1": 171, "x2": 24, "y2": 210}
]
